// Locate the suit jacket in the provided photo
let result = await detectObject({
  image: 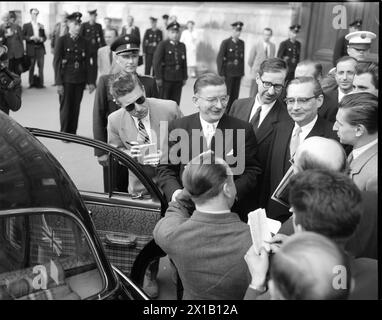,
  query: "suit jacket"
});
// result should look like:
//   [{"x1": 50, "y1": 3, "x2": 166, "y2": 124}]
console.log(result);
[
  {"x1": 248, "y1": 41, "x2": 276, "y2": 79},
  {"x1": 97, "y1": 45, "x2": 114, "y2": 78},
  {"x1": 157, "y1": 112, "x2": 262, "y2": 220},
  {"x1": 216, "y1": 37, "x2": 245, "y2": 77},
  {"x1": 121, "y1": 25, "x2": 141, "y2": 46},
  {"x1": 319, "y1": 90, "x2": 338, "y2": 123},
  {"x1": 266, "y1": 116, "x2": 339, "y2": 221},
  {"x1": 349, "y1": 143, "x2": 378, "y2": 192},
  {"x1": 22, "y1": 22, "x2": 46, "y2": 57},
  {"x1": 1, "y1": 23, "x2": 24, "y2": 59},
  {"x1": 107, "y1": 98, "x2": 182, "y2": 193},
  {"x1": 51, "y1": 22, "x2": 68, "y2": 50},
  {"x1": 229, "y1": 97, "x2": 290, "y2": 208},
  {"x1": 153, "y1": 201, "x2": 252, "y2": 300},
  {"x1": 93, "y1": 73, "x2": 159, "y2": 156}
]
